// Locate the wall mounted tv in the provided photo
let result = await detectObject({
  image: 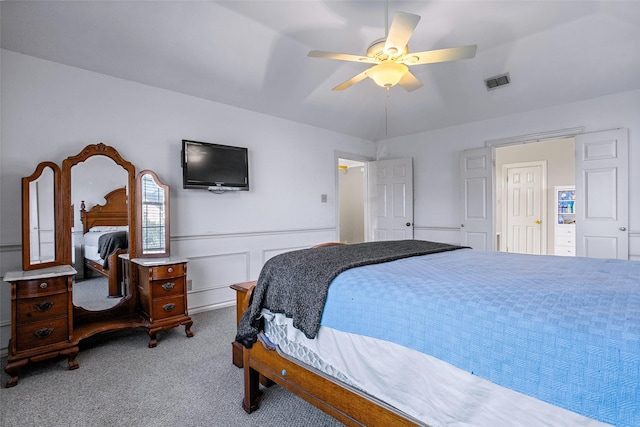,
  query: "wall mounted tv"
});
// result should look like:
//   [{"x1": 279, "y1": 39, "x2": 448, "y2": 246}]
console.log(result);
[{"x1": 181, "y1": 140, "x2": 249, "y2": 191}]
